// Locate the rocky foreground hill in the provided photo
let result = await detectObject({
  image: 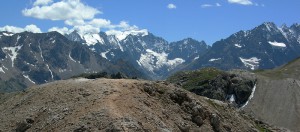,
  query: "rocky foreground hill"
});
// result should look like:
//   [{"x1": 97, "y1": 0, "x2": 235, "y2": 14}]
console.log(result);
[{"x1": 0, "y1": 78, "x2": 278, "y2": 131}]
